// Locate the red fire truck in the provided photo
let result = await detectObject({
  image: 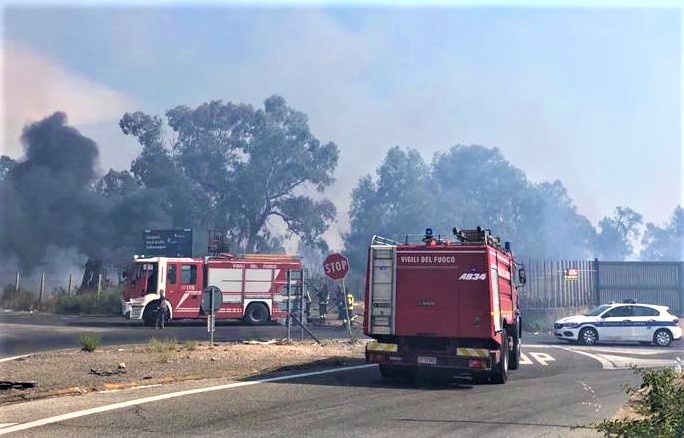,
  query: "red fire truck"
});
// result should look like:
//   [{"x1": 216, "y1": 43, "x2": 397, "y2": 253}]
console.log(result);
[
  {"x1": 364, "y1": 227, "x2": 526, "y2": 384},
  {"x1": 121, "y1": 253, "x2": 302, "y2": 326}
]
